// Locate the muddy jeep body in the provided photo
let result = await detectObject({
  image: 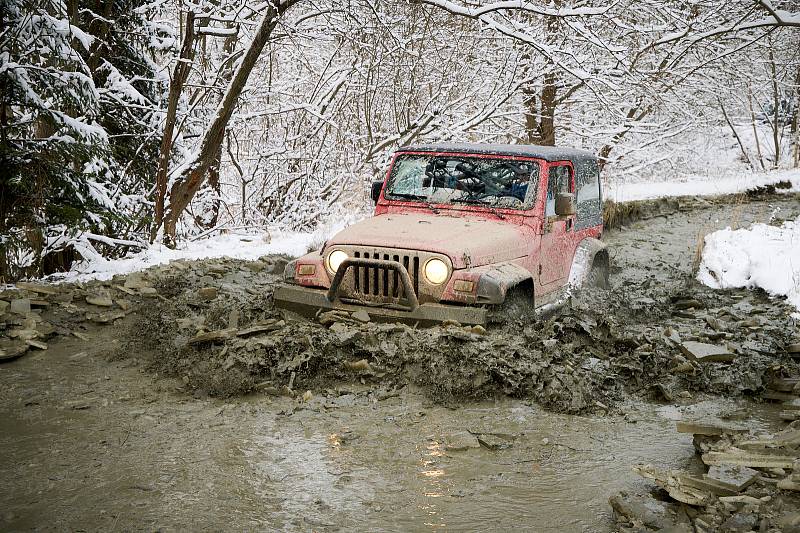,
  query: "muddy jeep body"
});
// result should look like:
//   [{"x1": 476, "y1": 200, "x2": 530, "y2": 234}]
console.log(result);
[{"x1": 275, "y1": 143, "x2": 606, "y2": 325}]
